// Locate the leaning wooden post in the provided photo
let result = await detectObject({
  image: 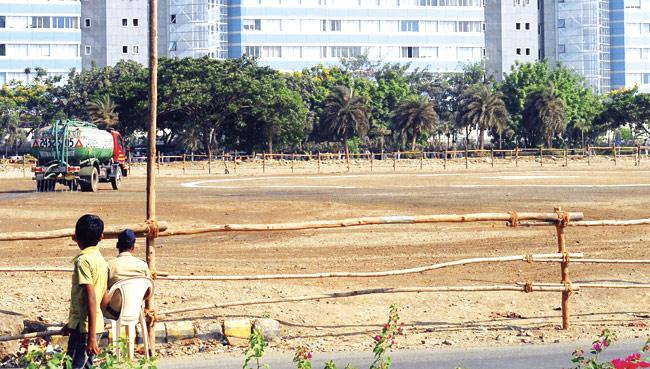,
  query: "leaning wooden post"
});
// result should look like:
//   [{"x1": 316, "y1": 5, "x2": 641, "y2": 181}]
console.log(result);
[
  {"x1": 262, "y1": 152, "x2": 266, "y2": 174},
  {"x1": 564, "y1": 148, "x2": 568, "y2": 167},
  {"x1": 464, "y1": 147, "x2": 469, "y2": 169},
  {"x1": 317, "y1": 152, "x2": 321, "y2": 173},
  {"x1": 515, "y1": 147, "x2": 519, "y2": 167},
  {"x1": 539, "y1": 146, "x2": 544, "y2": 167},
  {"x1": 490, "y1": 148, "x2": 494, "y2": 168},
  {"x1": 182, "y1": 154, "x2": 186, "y2": 175},
  {"x1": 291, "y1": 153, "x2": 295, "y2": 173},
  {"x1": 613, "y1": 146, "x2": 617, "y2": 166},
  {"x1": 145, "y1": 0, "x2": 158, "y2": 355},
  {"x1": 555, "y1": 206, "x2": 571, "y2": 330}
]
